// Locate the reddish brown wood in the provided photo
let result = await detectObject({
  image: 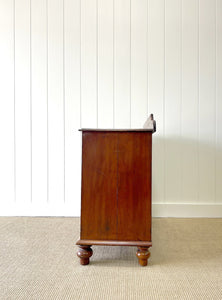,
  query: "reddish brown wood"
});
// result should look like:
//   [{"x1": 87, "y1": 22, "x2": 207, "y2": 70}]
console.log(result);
[
  {"x1": 81, "y1": 132, "x2": 118, "y2": 240},
  {"x1": 77, "y1": 245, "x2": 93, "y2": 265},
  {"x1": 76, "y1": 240, "x2": 152, "y2": 247},
  {"x1": 136, "y1": 247, "x2": 151, "y2": 266},
  {"x1": 77, "y1": 128, "x2": 154, "y2": 266},
  {"x1": 79, "y1": 128, "x2": 154, "y2": 132},
  {"x1": 117, "y1": 132, "x2": 152, "y2": 241}
]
